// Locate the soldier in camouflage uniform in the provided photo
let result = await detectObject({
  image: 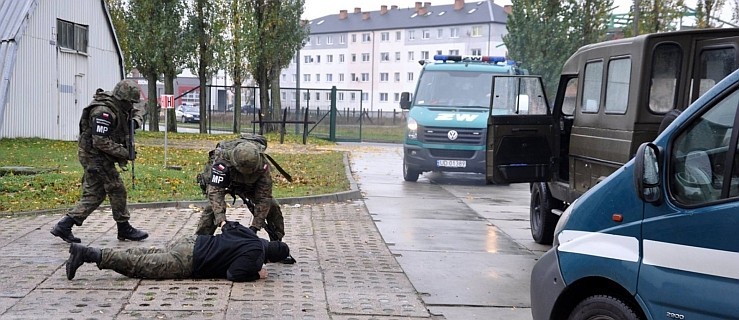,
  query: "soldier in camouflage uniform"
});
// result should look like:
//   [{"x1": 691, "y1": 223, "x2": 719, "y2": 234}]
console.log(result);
[
  {"x1": 64, "y1": 220, "x2": 290, "y2": 281},
  {"x1": 50, "y1": 79, "x2": 148, "y2": 243},
  {"x1": 195, "y1": 134, "x2": 296, "y2": 264}
]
